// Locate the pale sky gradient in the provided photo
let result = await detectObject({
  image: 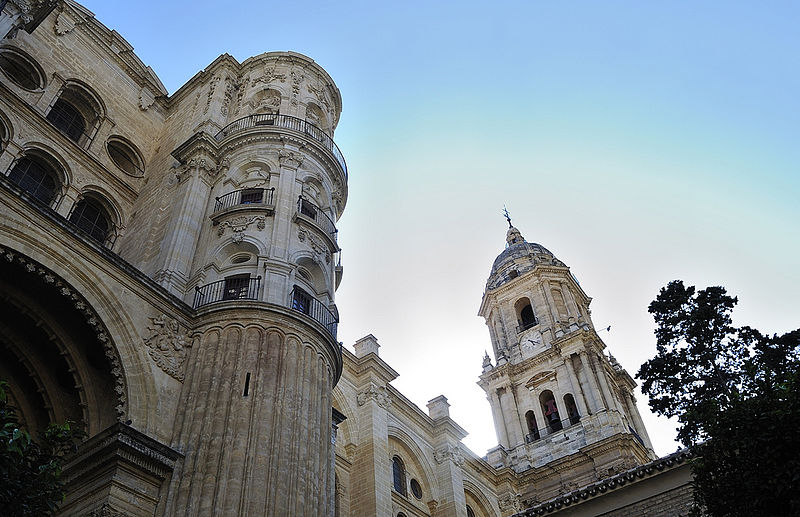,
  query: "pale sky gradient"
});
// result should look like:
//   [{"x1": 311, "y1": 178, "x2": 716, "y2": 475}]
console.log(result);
[{"x1": 79, "y1": 1, "x2": 800, "y2": 456}]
